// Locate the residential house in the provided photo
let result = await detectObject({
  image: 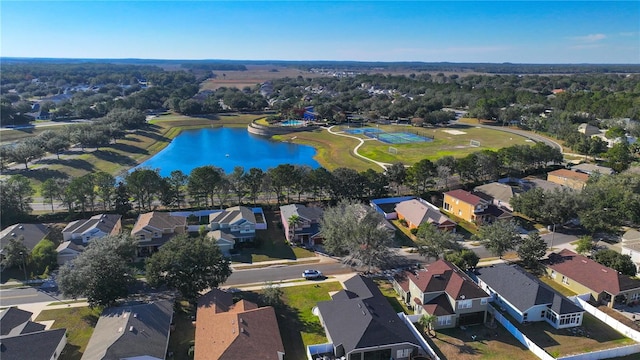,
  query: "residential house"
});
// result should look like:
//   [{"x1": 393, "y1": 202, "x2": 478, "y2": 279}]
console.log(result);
[
  {"x1": 206, "y1": 230, "x2": 236, "y2": 256},
  {"x1": 0, "y1": 307, "x2": 67, "y2": 360},
  {"x1": 0, "y1": 223, "x2": 50, "y2": 269},
  {"x1": 578, "y1": 123, "x2": 601, "y2": 136},
  {"x1": 0, "y1": 223, "x2": 50, "y2": 254},
  {"x1": 523, "y1": 177, "x2": 565, "y2": 192},
  {"x1": 473, "y1": 182, "x2": 520, "y2": 212},
  {"x1": 546, "y1": 249, "x2": 640, "y2": 307},
  {"x1": 280, "y1": 204, "x2": 324, "y2": 245},
  {"x1": 131, "y1": 212, "x2": 187, "y2": 257},
  {"x1": 209, "y1": 206, "x2": 256, "y2": 243},
  {"x1": 392, "y1": 260, "x2": 490, "y2": 330},
  {"x1": 370, "y1": 196, "x2": 416, "y2": 220},
  {"x1": 395, "y1": 198, "x2": 456, "y2": 231},
  {"x1": 81, "y1": 300, "x2": 174, "y2": 360},
  {"x1": 570, "y1": 163, "x2": 615, "y2": 176},
  {"x1": 62, "y1": 214, "x2": 122, "y2": 245},
  {"x1": 442, "y1": 189, "x2": 511, "y2": 225},
  {"x1": 475, "y1": 264, "x2": 584, "y2": 329},
  {"x1": 314, "y1": 274, "x2": 421, "y2": 360},
  {"x1": 621, "y1": 229, "x2": 640, "y2": 273},
  {"x1": 195, "y1": 288, "x2": 285, "y2": 360},
  {"x1": 547, "y1": 169, "x2": 589, "y2": 191},
  {"x1": 55, "y1": 241, "x2": 84, "y2": 265},
  {"x1": 206, "y1": 206, "x2": 257, "y2": 254}
]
